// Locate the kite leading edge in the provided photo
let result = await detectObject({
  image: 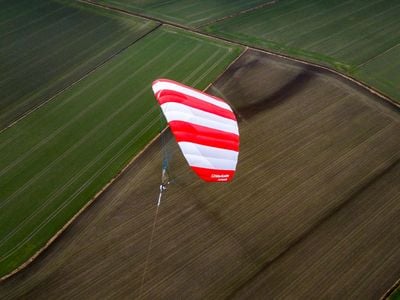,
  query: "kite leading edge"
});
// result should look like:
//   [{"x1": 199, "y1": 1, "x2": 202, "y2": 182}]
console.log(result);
[{"x1": 152, "y1": 78, "x2": 239, "y2": 183}]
